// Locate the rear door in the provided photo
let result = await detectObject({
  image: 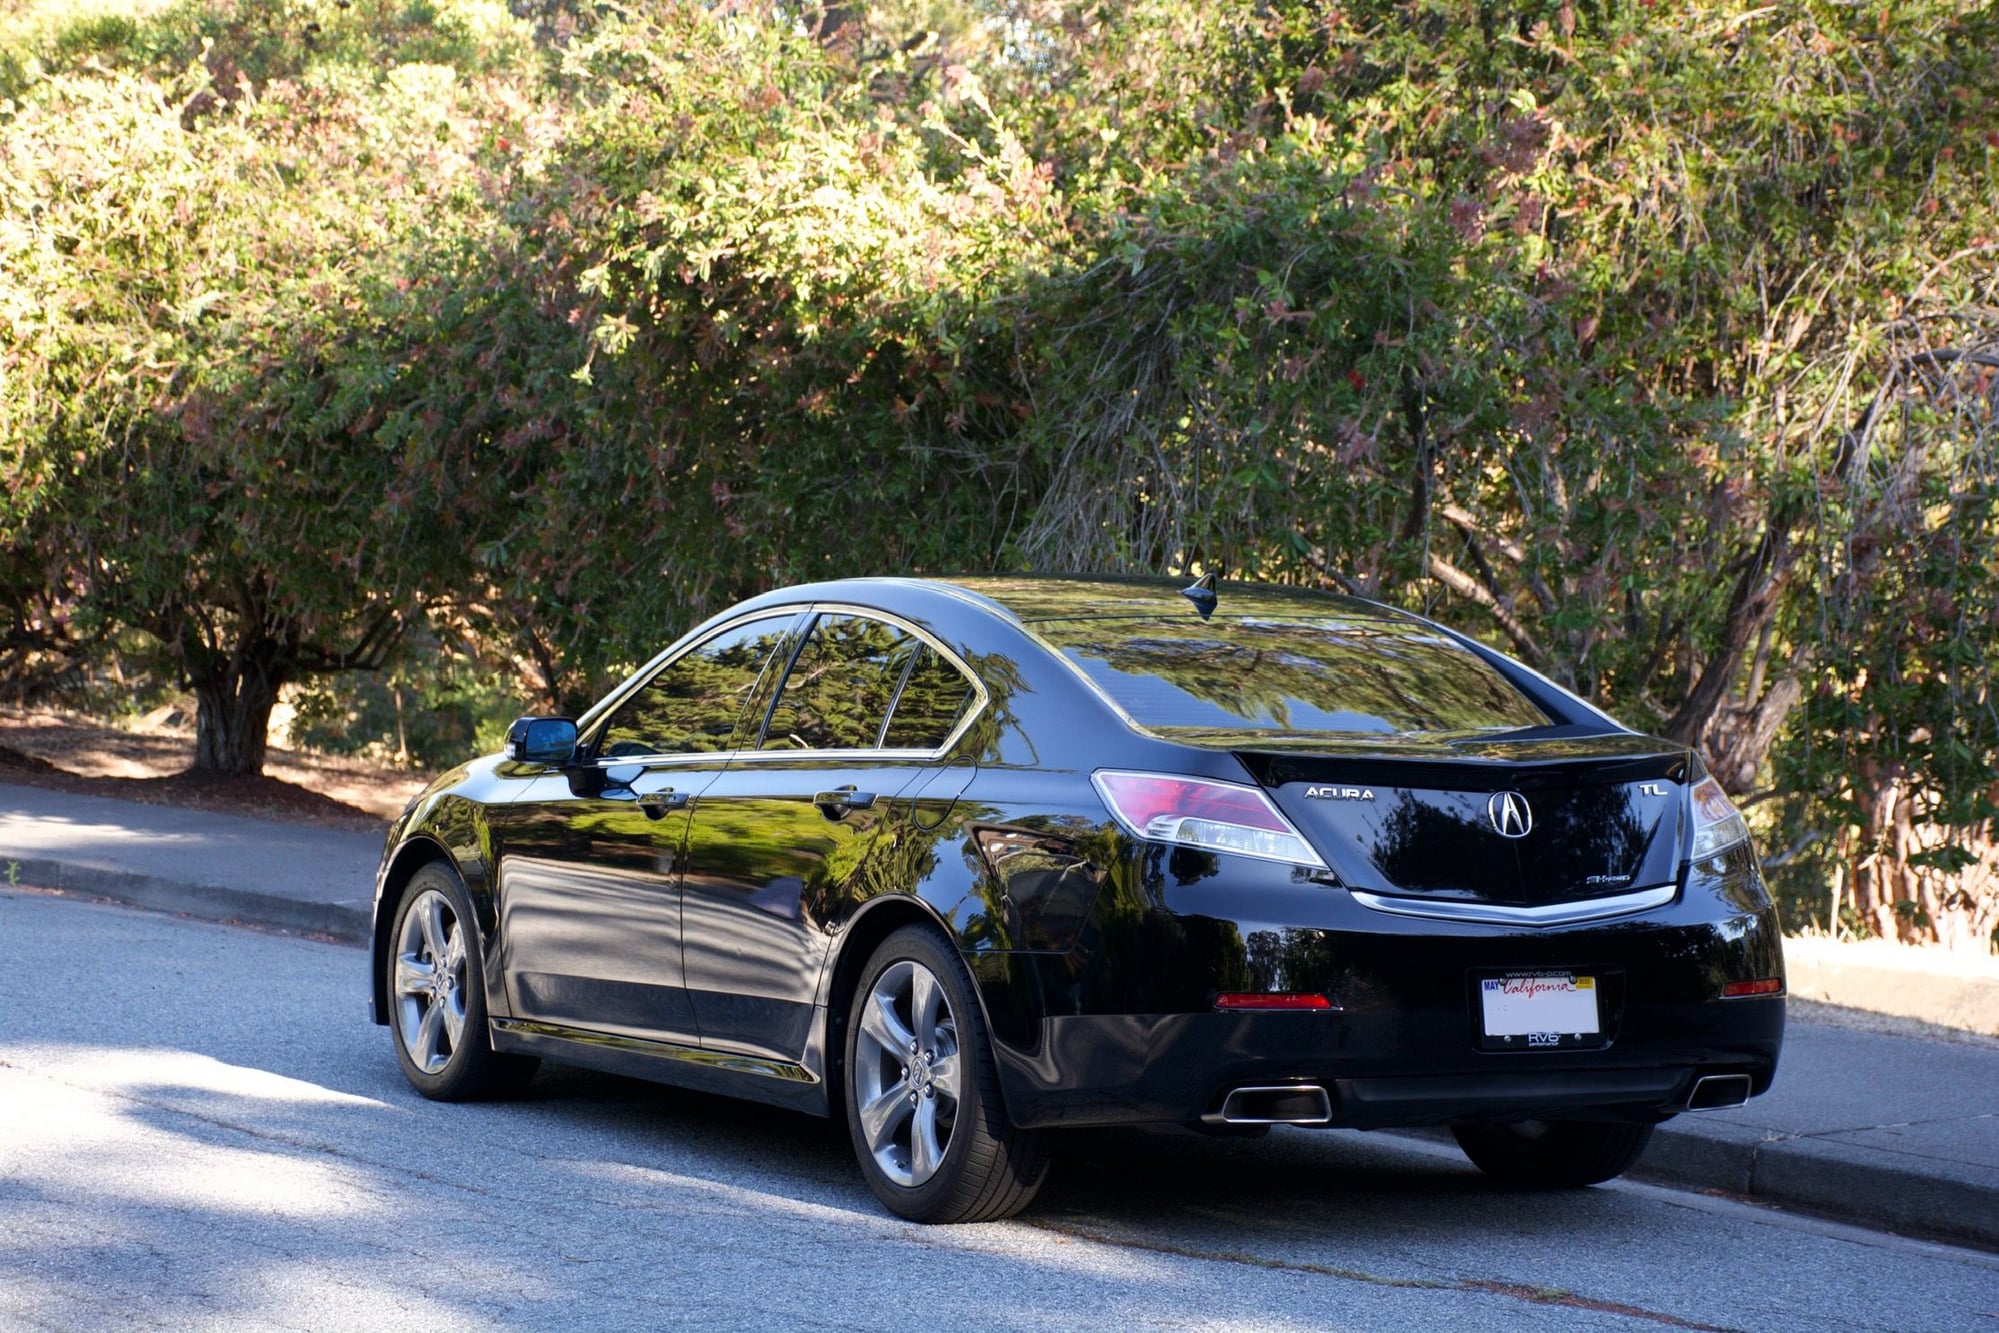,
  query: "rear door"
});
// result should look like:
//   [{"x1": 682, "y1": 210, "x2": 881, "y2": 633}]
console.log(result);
[{"x1": 677, "y1": 611, "x2": 975, "y2": 1061}]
